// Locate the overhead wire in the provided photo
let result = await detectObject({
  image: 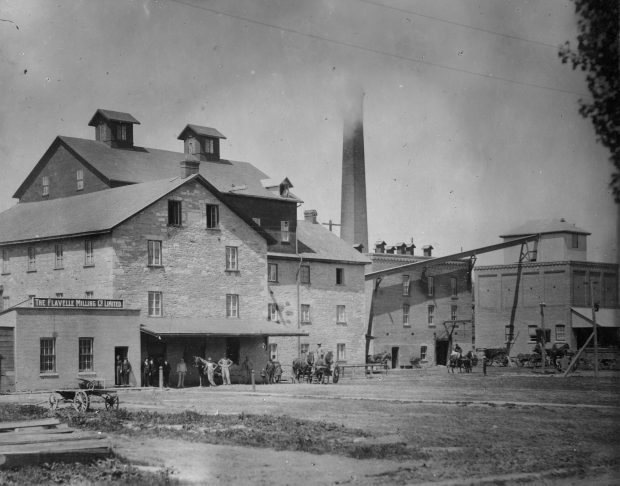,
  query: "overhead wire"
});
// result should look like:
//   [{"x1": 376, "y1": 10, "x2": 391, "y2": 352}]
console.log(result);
[
  {"x1": 168, "y1": 0, "x2": 586, "y2": 97},
  {"x1": 353, "y1": 0, "x2": 560, "y2": 50}
]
